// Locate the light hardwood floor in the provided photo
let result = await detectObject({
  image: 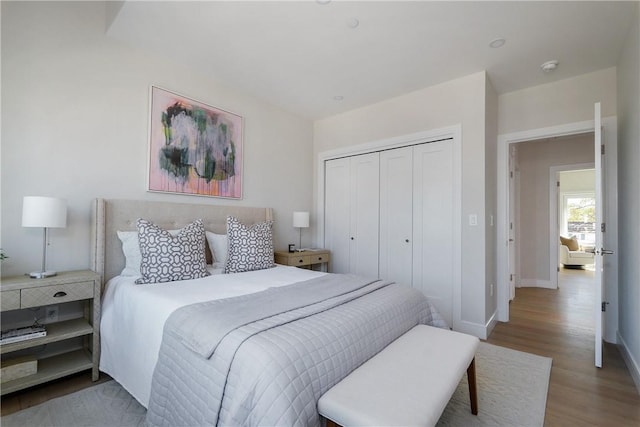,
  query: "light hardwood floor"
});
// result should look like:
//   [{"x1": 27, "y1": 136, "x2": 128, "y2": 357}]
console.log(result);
[
  {"x1": 2, "y1": 268, "x2": 640, "y2": 425},
  {"x1": 487, "y1": 267, "x2": 640, "y2": 426}
]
